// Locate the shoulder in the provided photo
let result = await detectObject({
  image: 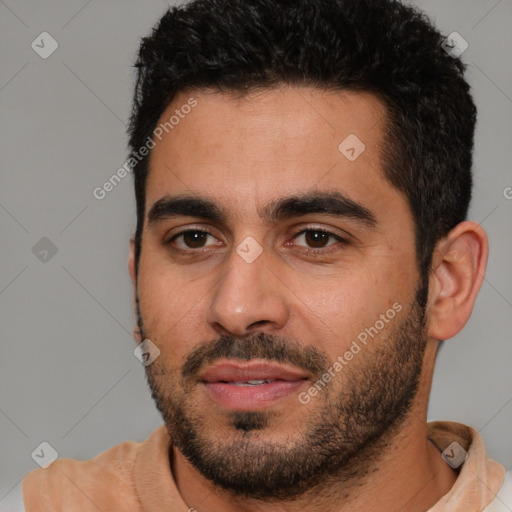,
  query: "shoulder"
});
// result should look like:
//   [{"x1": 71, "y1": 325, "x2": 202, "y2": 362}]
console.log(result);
[
  {"x1": 484, "y1": 470, "x2": 512, "y2": 512},
  {"x1": 22, "y1": 437, "x2": 142, "y2": 512}
]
